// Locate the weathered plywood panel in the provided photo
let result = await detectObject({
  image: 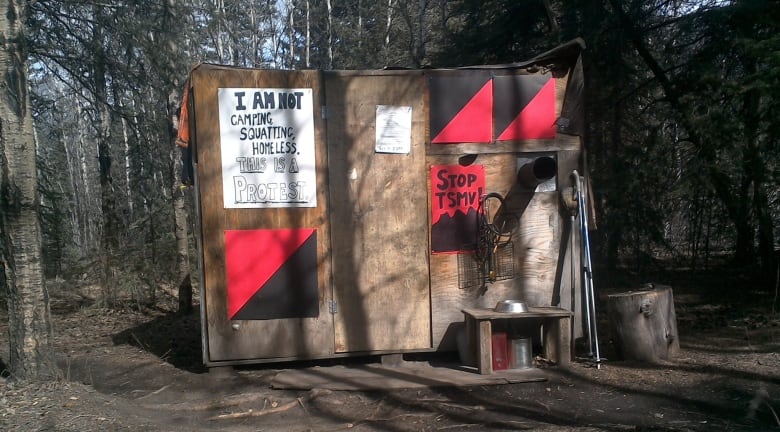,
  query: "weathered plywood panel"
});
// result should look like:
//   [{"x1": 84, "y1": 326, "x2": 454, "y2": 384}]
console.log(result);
[
  {"x1": 431, "y1": 195, "x2": 562, "y2": 350},
  {"x1": 427, "y1": 152, "x2": 567, "y2": 350},
  {"x1": 191, "y1": 65, "x2": 334, "y2": 362},
  {"x1": 326, "y1": 73, "x2": 431, "y2": 353}
]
